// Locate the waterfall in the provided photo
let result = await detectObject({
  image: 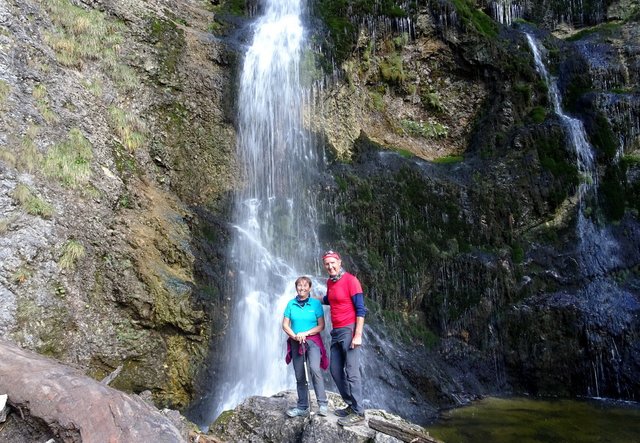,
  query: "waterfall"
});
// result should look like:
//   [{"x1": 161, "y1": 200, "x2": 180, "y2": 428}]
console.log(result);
[
  {"x1": 211, "y1": 0, "x2": 323, "y2": 419},
  {"x1": 525, "y1": 33, "x2": 631, "y2": 397},
  {"x1": 525, "y1": 33, "x2": 623, "y2": 278}
]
